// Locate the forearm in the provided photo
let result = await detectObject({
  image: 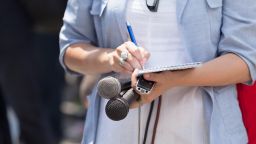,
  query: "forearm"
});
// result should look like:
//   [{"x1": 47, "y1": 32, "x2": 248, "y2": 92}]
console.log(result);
[
  {"x1": 131, "y1": 53, "x2": 251, "y2": 107},
  {"x1": 175, "y1": 53, "x2": 251, "y2": 87},
  {"x1": 64, "y1": 43, "x2": 113, "y2": 75}
]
